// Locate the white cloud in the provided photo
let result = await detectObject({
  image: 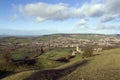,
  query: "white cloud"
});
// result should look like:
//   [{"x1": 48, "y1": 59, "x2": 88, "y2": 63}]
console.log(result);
[
  {"x1": 36, "y1": 17, "x2": 46, "y2": 22},
  {"x1": 18, "y1": 2, "x2": 104, "y2": 22},
  {"x1": 78, "y1": 3, "x2": 104, "y2": 17},
  {"x1": 100, "y1": 14, "x2": 119, "y2": 22},
  {"x1": 100, "y1": 0, "x2": 120, "y2": 22},
  {"x1": 16, "y1": 0, "x2": 120, "y2": 24},
  {"x1": 94, "y1": 23, "x2": 120, "y2": 30},
  {"x1": 76, "y1": 19, "x2": 87, "y2": 27},
  {"x1": 18, "y1": 3, "x2": 72, "y2": 21},
  {"x1": 106, "y1": 0, "x2": 120, "y2": 14}
]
